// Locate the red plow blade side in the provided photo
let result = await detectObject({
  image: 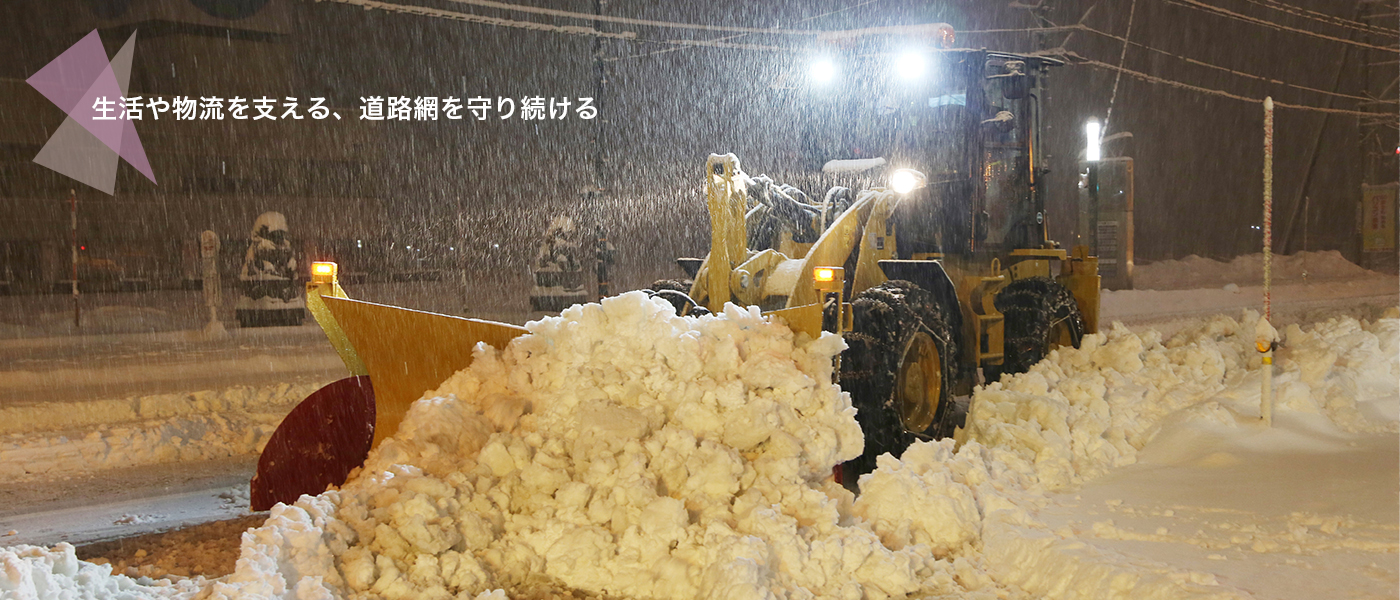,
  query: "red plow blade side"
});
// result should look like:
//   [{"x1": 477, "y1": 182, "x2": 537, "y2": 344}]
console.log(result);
[{"x1": 250, "y1": 376, "x2": 375, "y2": 511}]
